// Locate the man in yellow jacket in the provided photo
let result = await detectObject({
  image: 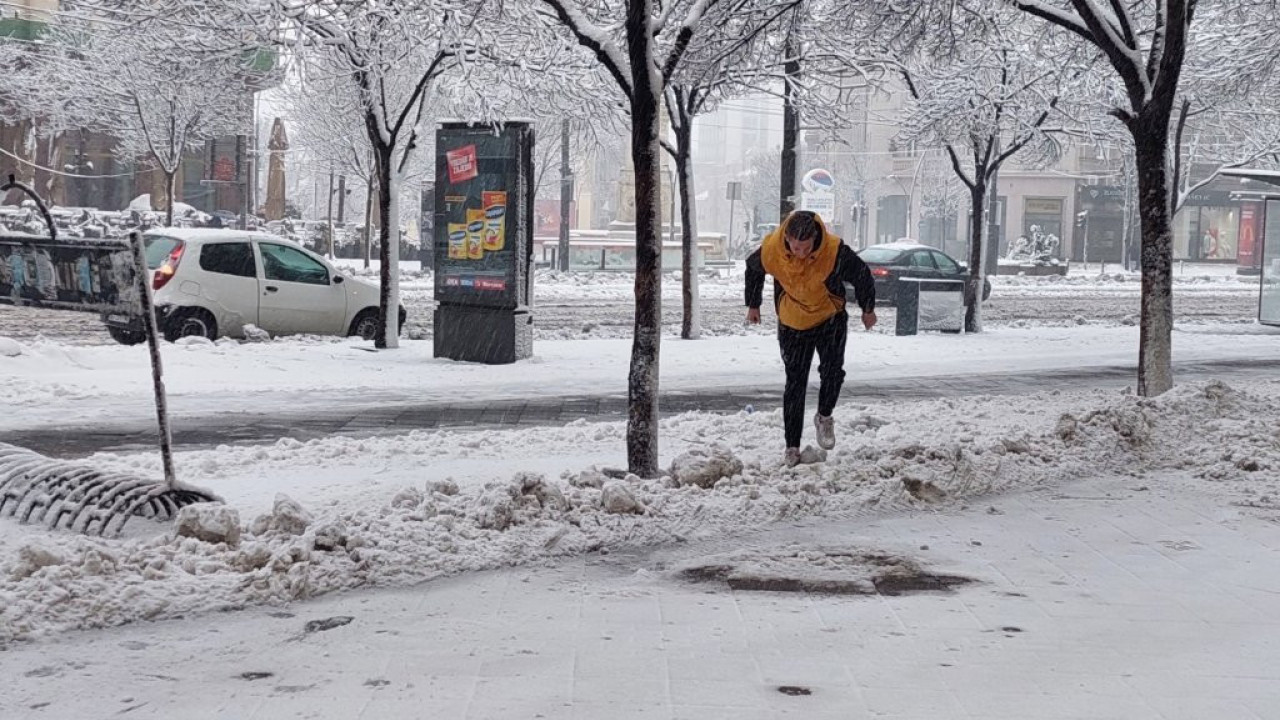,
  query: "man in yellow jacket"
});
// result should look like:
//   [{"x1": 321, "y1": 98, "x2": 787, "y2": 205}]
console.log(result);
[{"x1": 745, "y1": 211, "x2": 877, "y2": 466}]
